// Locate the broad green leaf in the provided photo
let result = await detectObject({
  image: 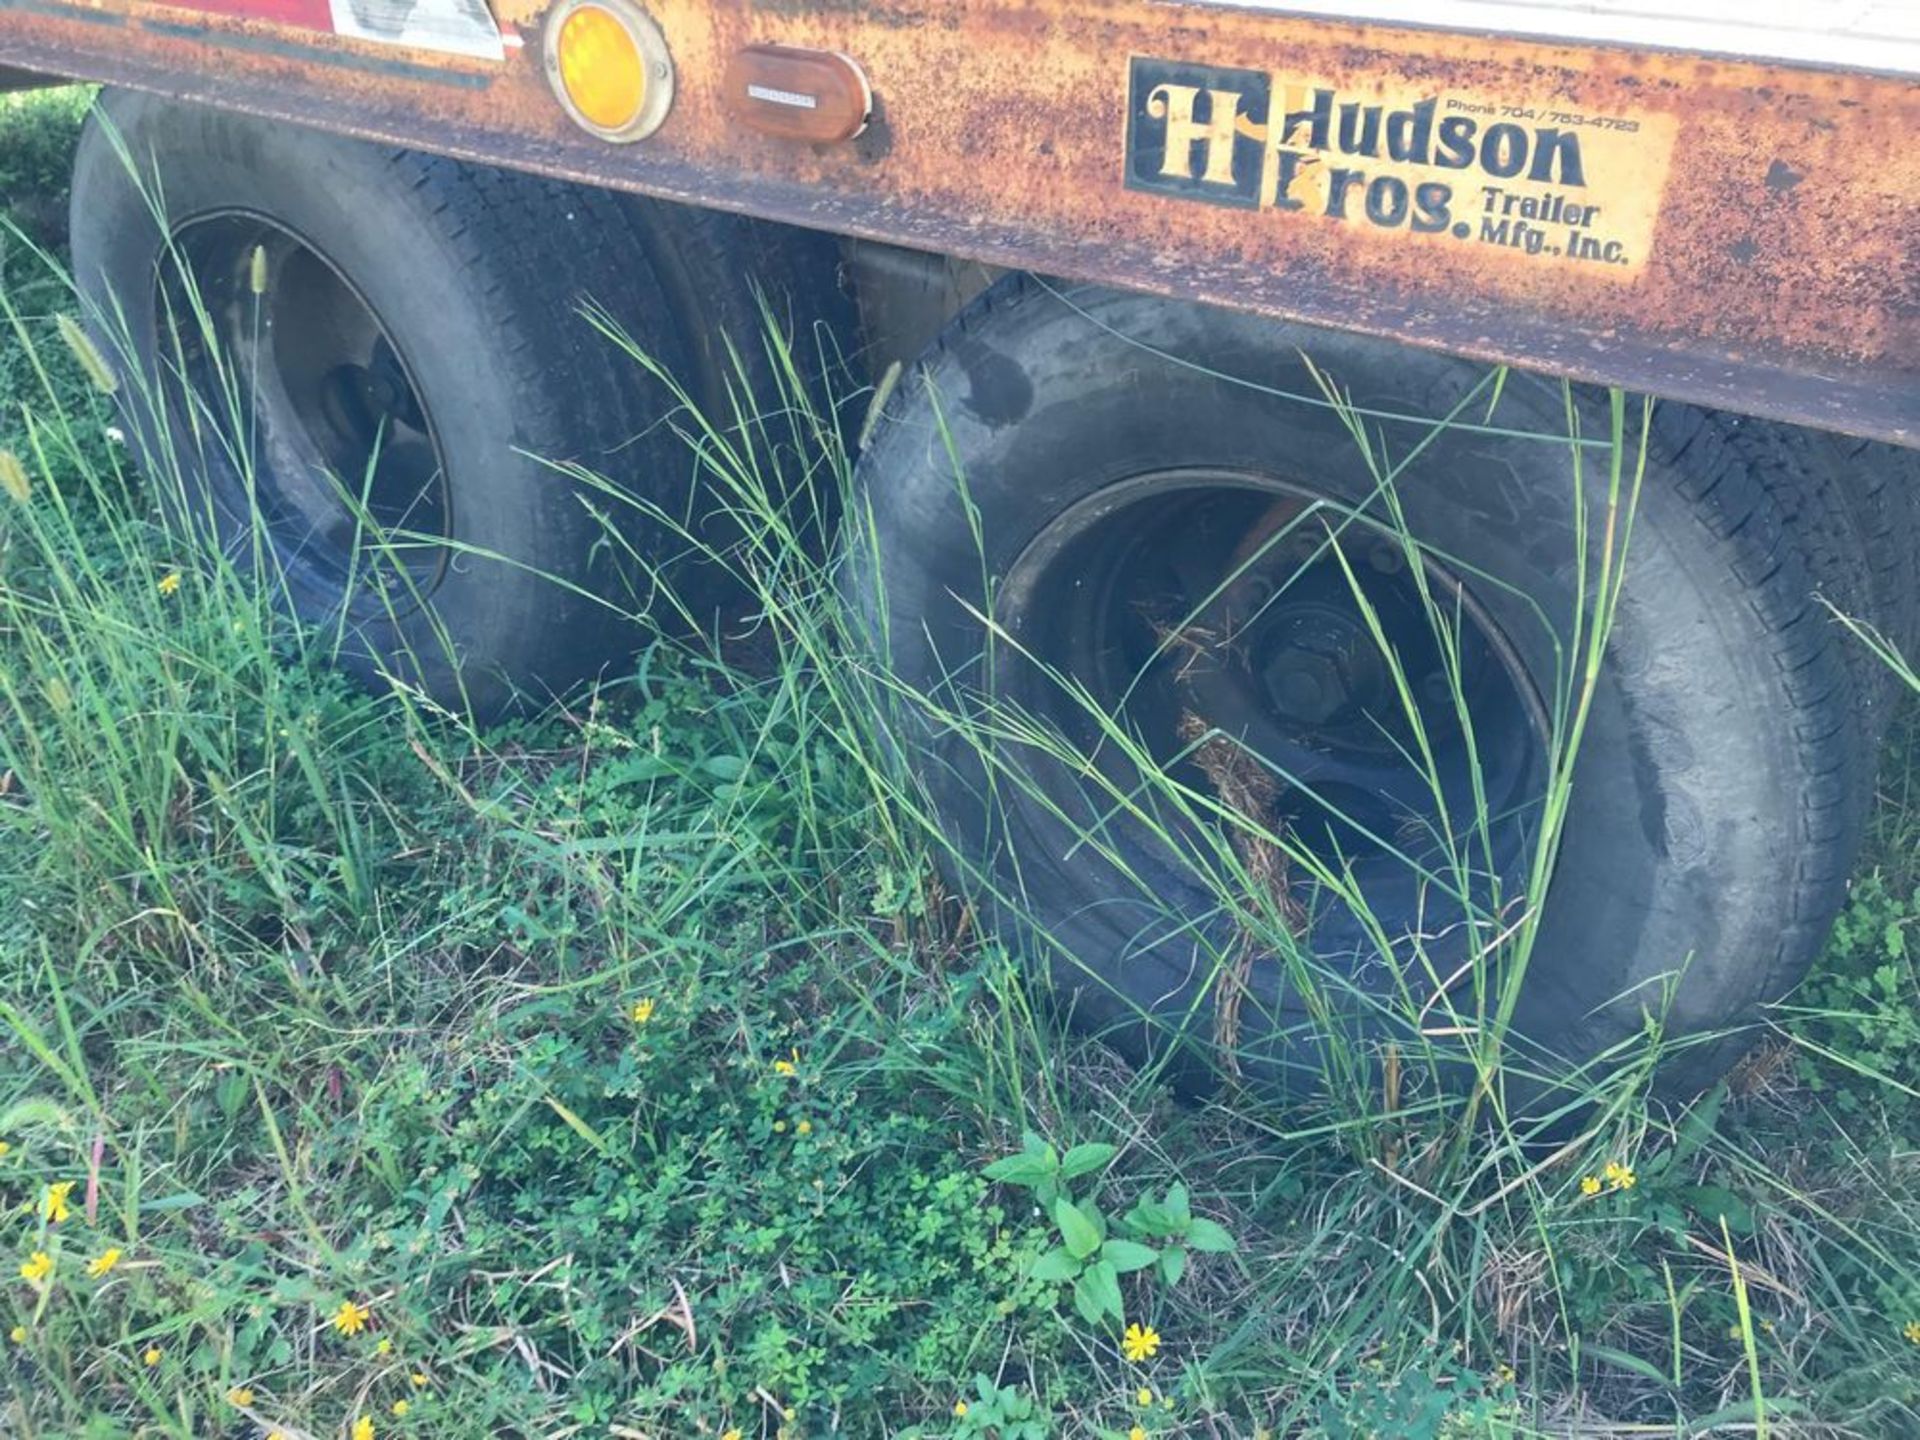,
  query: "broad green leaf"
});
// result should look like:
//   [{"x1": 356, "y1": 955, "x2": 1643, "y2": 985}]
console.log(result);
[
  {"x1": 1071, "y1": 1269, "x2": 1107, "y2": 1326},
  {"x1": 1683, "y1": 1398, "x2": 1809, "y2": 1430},
  {"x1": 1078, "y1": 1199, "x2": 1108, "y2": 1243},
  {"x1": 1029, "y1": 1247, "x2": 1082, "y2": 1283},
  {"x1": 1126, "y1": 1197, "x2": 1172, "y2": 1236},
  {"x1": 1583, "y1": 1343, "x2": 1672, "y2": 1387},
  {"x1": 1059, "y1": 1142, "x2": 1117, "y2": 1180},
  {"x1": 1680, "y1": 1185, "x2": 1756, "y2": 1235},
  {"x1": 1166, "y1": 1182, "x2": 1191, "y2": 1225},
  {"x1": 1082, "y1": 1258, "x2": 1124, "y2": 1320},
  {"x1": 1159, "y1": 1244, "x2": 1187, "y2": 1287},
  {"x1": 1100, "y1": 1239, "x2": 1158, "y2": 1274},
  {"x1": 1670, "y1": 1084, "x2": 1726, "y2": 1166},
  {"x1": 1054, "y1": 1196, "x2": 1102, "y2": 1260},
  {"x1": 1185, "y1": 1216, "x2": 1236, "y2": 1253},
  {"x1": 984, "y1": 1154, "x2": 1056, "y2": 1188}
]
